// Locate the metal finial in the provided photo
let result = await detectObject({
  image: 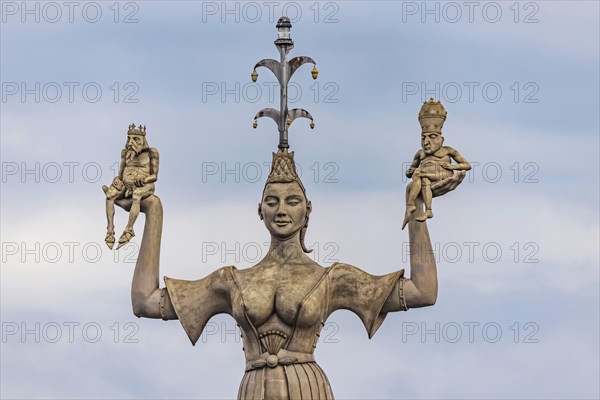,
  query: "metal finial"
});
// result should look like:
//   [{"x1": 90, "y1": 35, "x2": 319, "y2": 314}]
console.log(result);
[{"x1": 251, "y1": 19, "x2": 317, "y2": 149}]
